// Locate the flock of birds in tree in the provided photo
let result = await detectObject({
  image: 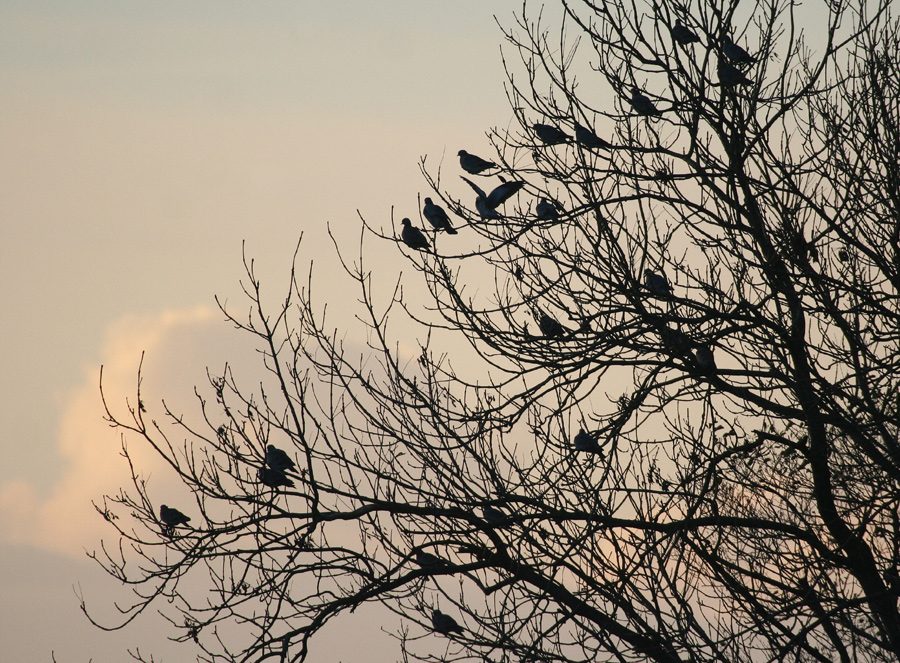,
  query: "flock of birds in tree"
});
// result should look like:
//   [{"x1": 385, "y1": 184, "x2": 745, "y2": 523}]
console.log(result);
[{"x1": 159, "y1": 20, "x2": 748, "y2": 638}]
